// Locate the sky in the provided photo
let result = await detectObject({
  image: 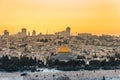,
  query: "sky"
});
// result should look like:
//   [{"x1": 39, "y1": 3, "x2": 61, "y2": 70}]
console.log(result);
[{"x1": 0, "y1": 0, "x2": 120, "y2": 35}]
